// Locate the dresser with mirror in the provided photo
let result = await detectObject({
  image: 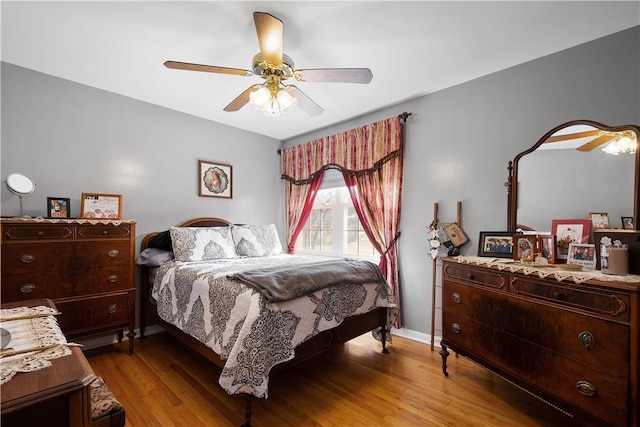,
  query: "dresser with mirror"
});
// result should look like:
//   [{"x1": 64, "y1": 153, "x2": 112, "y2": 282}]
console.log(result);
[{"x1": 441, "y1": 120, "x2": 639, "y2": 426}]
